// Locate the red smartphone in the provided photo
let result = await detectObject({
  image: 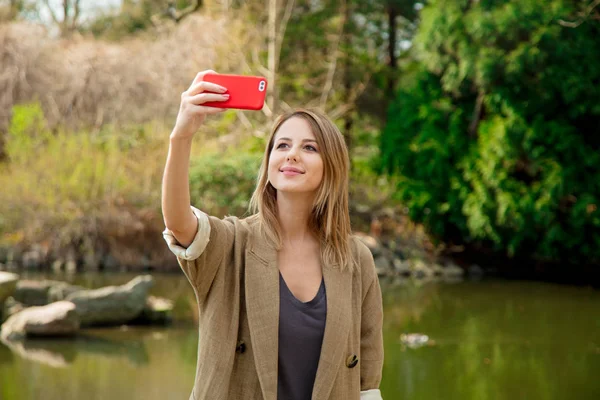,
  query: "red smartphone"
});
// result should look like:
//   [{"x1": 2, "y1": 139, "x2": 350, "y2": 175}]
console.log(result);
[{"x1": 202, "y1": 73, "x2": 267, "y2": 110}]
